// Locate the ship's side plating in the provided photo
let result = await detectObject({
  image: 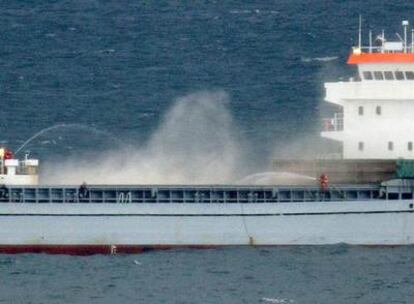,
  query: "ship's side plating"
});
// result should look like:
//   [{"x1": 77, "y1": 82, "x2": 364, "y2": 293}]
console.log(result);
[{"x1": 0, "y1": 185, "x2": 413, "y2": 253}]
